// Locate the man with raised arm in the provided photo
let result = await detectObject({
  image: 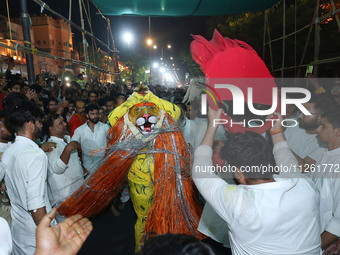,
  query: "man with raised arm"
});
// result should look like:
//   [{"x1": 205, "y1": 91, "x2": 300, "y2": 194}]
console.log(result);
[{"x1": 192, "y1": 107, "x2": 320, "y2": 254}]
